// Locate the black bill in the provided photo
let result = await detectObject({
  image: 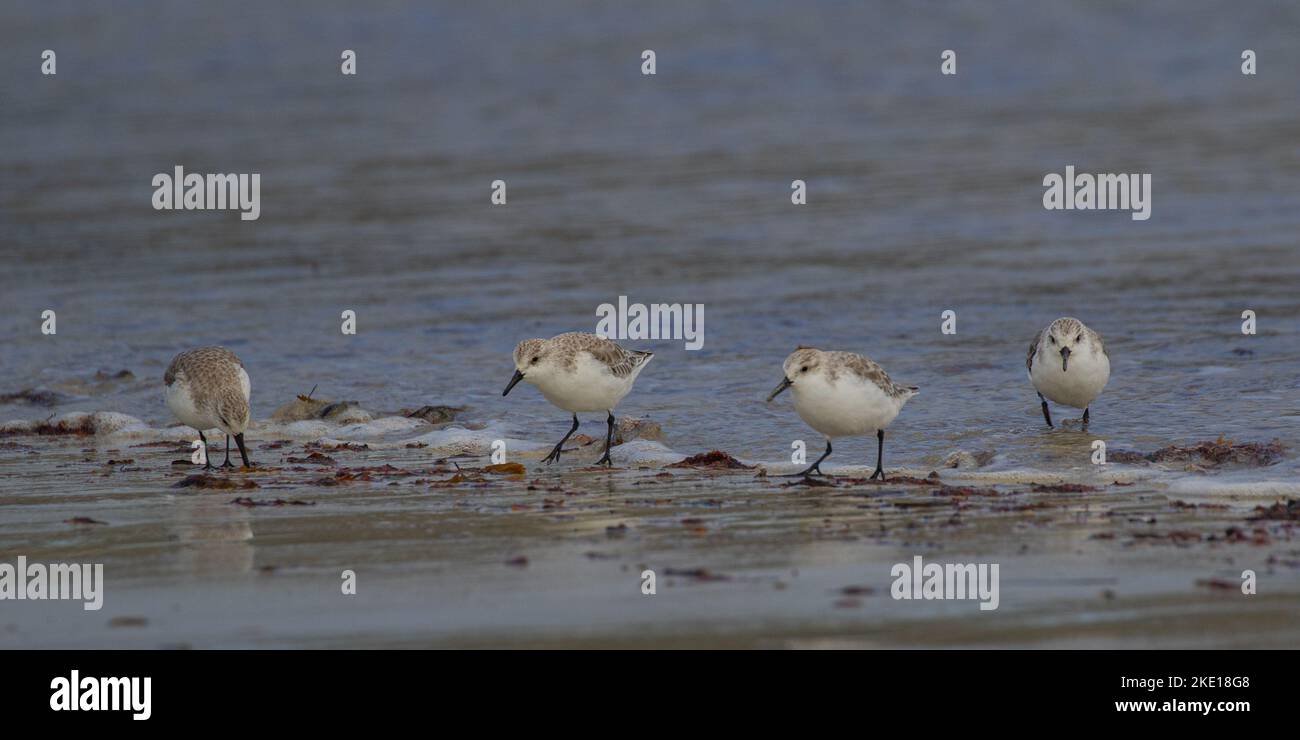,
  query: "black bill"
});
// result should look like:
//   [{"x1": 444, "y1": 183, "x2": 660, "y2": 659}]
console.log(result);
[
  {"x1": 1060, "y1": 346, "x2": 1071, "y2": 372},
  {"x1": 502, "y1": 369, "x2": 525, "y2": 396},
  {"x1": 766, "y1": 376, "x2": 793, "y2": 403}
]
